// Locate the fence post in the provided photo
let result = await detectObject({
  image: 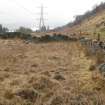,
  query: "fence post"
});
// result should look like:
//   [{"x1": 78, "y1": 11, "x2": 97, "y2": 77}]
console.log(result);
[{"x1": 97, "y1": 33, "x2": 100, "y2": 41}]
